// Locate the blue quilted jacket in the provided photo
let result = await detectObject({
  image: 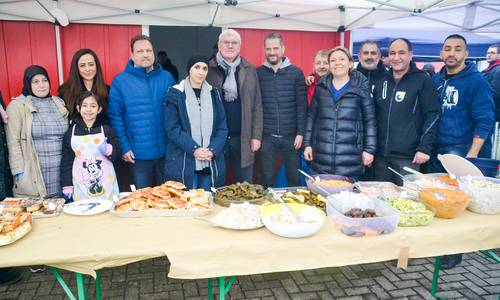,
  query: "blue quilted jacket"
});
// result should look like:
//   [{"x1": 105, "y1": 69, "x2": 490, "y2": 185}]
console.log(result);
[{"x1": 108, "y1": 60, "x2": 175, "y2": 160}]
